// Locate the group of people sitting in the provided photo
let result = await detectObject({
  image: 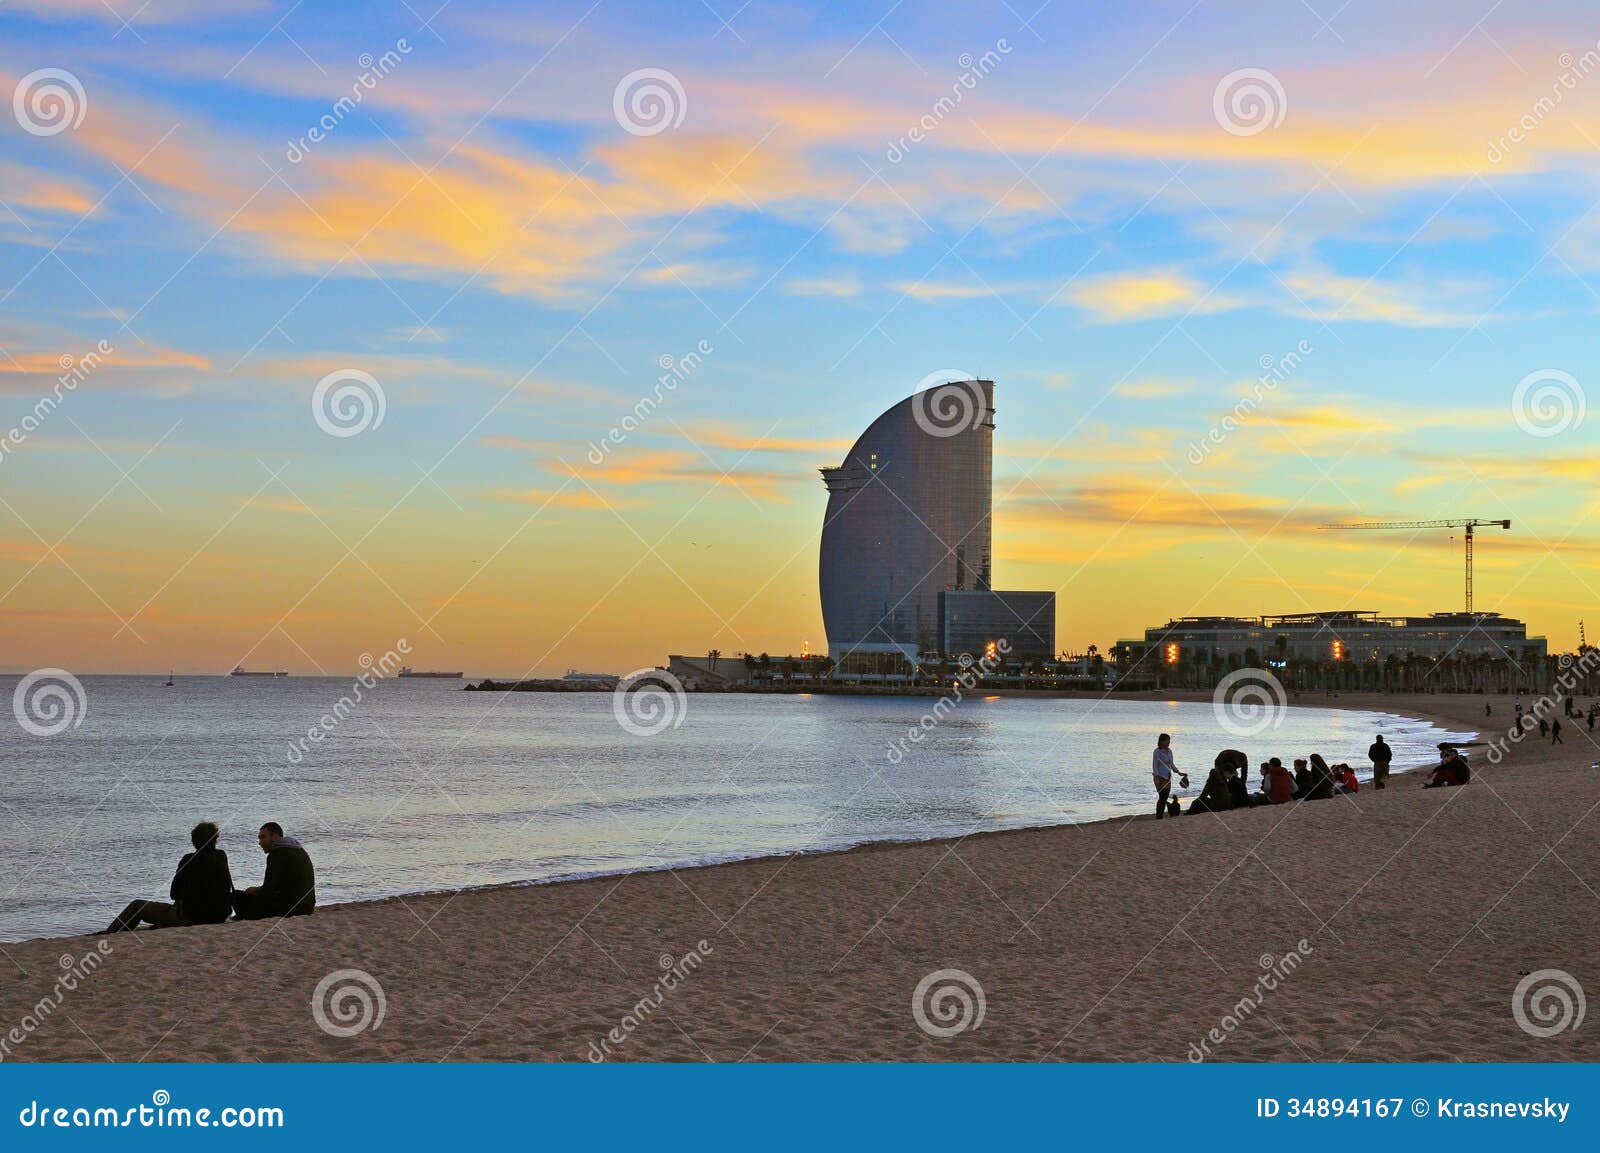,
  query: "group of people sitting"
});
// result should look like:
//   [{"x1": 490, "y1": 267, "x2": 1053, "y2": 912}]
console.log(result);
[
  {"x1": 1152, "y1": 732, "x2": 1471, "y2": 818},
  {"x1": 103, "y1": 821, "x2": 316, "y2": 934}
]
